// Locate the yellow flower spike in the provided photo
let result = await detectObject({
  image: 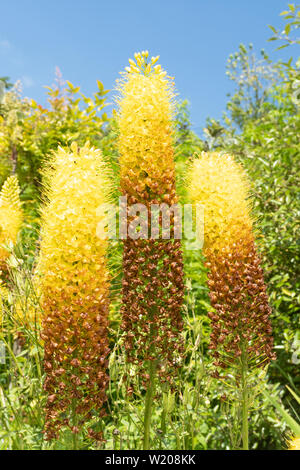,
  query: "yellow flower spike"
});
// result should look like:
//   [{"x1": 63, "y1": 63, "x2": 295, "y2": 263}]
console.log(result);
[
  {"x1": 117, "y1": 54, "x2": 176, "y2": 190},
  {"x1": 188, "y1": 151, "x2": 275, "y2": 450},
  {"x1": 36, "y1": 143, "x2": 111, "y2": 441},
  {"x1": 0, "y1": 175, "x2": 23, "y2": 268},
  {"x1": 116, "y1": 52, "x2": 184, "y2": 406},
  {"x1": 117, "y1": 53, "x2": 184, "y2": 449}
]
